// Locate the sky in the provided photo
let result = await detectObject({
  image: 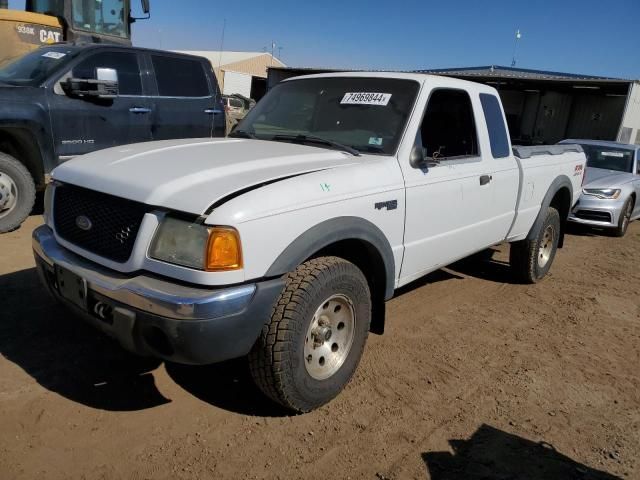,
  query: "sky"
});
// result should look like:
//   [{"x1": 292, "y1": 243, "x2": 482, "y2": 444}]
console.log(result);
[{"x1": 9, "y1": 0, "x2": 640, "y2": 79}]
